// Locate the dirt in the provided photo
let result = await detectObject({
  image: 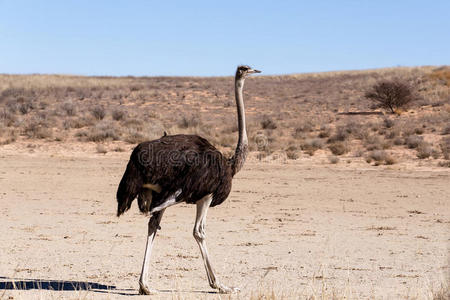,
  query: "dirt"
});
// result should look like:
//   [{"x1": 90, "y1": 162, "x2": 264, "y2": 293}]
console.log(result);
[{"x1": 0, "y1": 152, "x2": 448, "y2": 299}]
